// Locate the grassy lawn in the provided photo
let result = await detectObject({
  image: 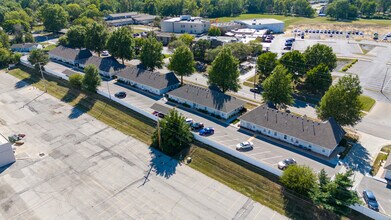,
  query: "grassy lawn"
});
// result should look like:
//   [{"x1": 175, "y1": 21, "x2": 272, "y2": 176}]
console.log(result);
[
  {"x1": 7, "y1": 66, "x2": 369, "y2": 220},
  {"x1": 359, "y1": 95, "x2": 376, "y2": 112},
  {"x1": 215, "y1": 14, "x2": 391, "y2": 29},
  {"x1": 370, "y1": 152, "x2": 388, "y2": 176},
  {"x1": 32, "y1": 25, "x2": 44, "y2": 32},
  {"x1": 381, "y1": 145, "x2": 391, "y2": 154},
  {"x1": 43, "y1": 44, "x2": 57, "y2": 52},
  {"x1": 164, "y1": 54, "x2": 172, "y2": 58},
  {"x1": 244, "y1": 102, "x2": 259, "y2": 110}
]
